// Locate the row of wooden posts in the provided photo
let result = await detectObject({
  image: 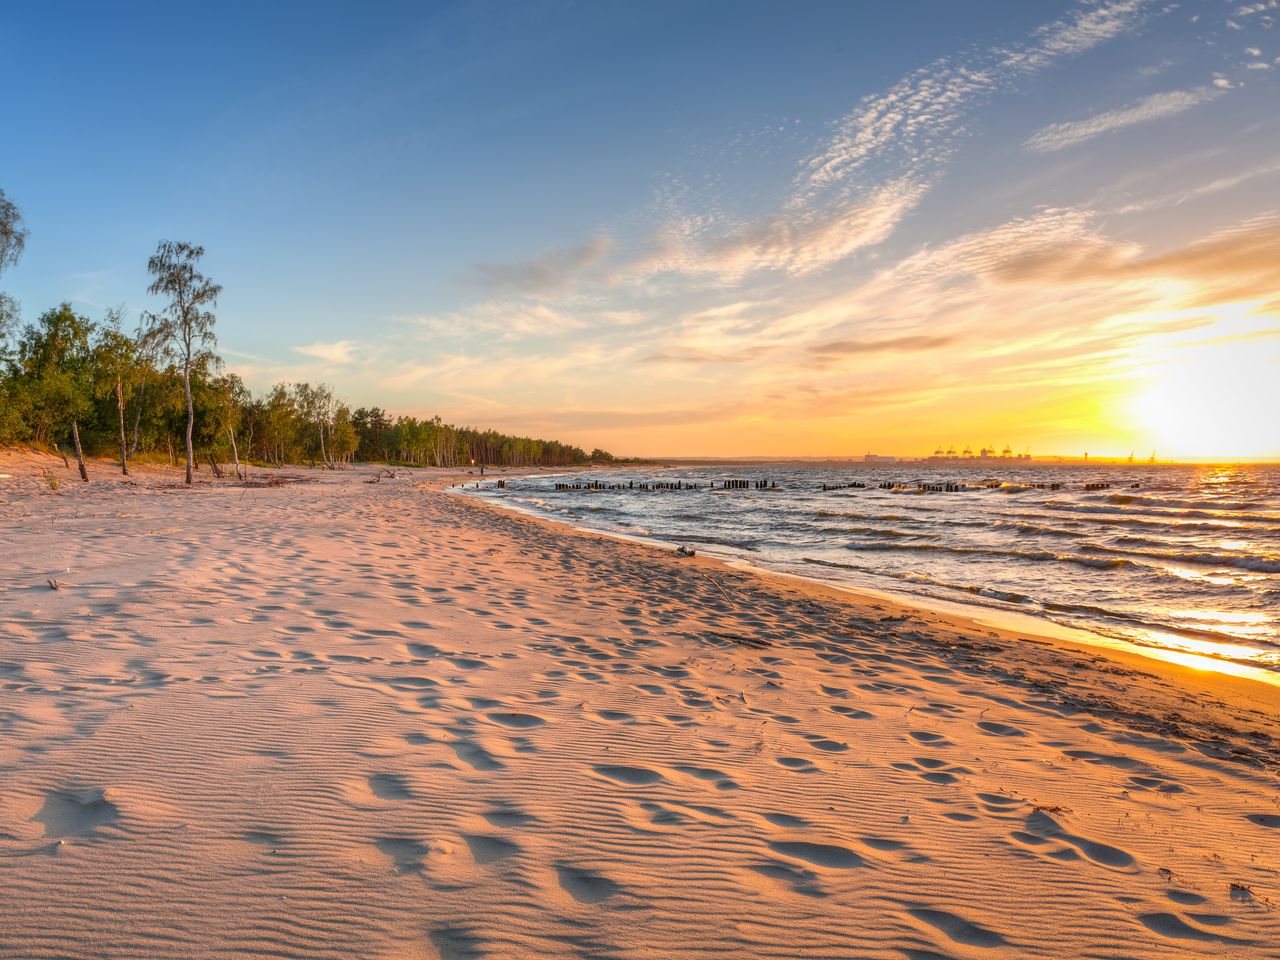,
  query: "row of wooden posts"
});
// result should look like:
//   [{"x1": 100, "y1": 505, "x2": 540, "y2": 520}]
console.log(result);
[{"x1": 553, "y1": 479, "x2": 778, "y2": 491}]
